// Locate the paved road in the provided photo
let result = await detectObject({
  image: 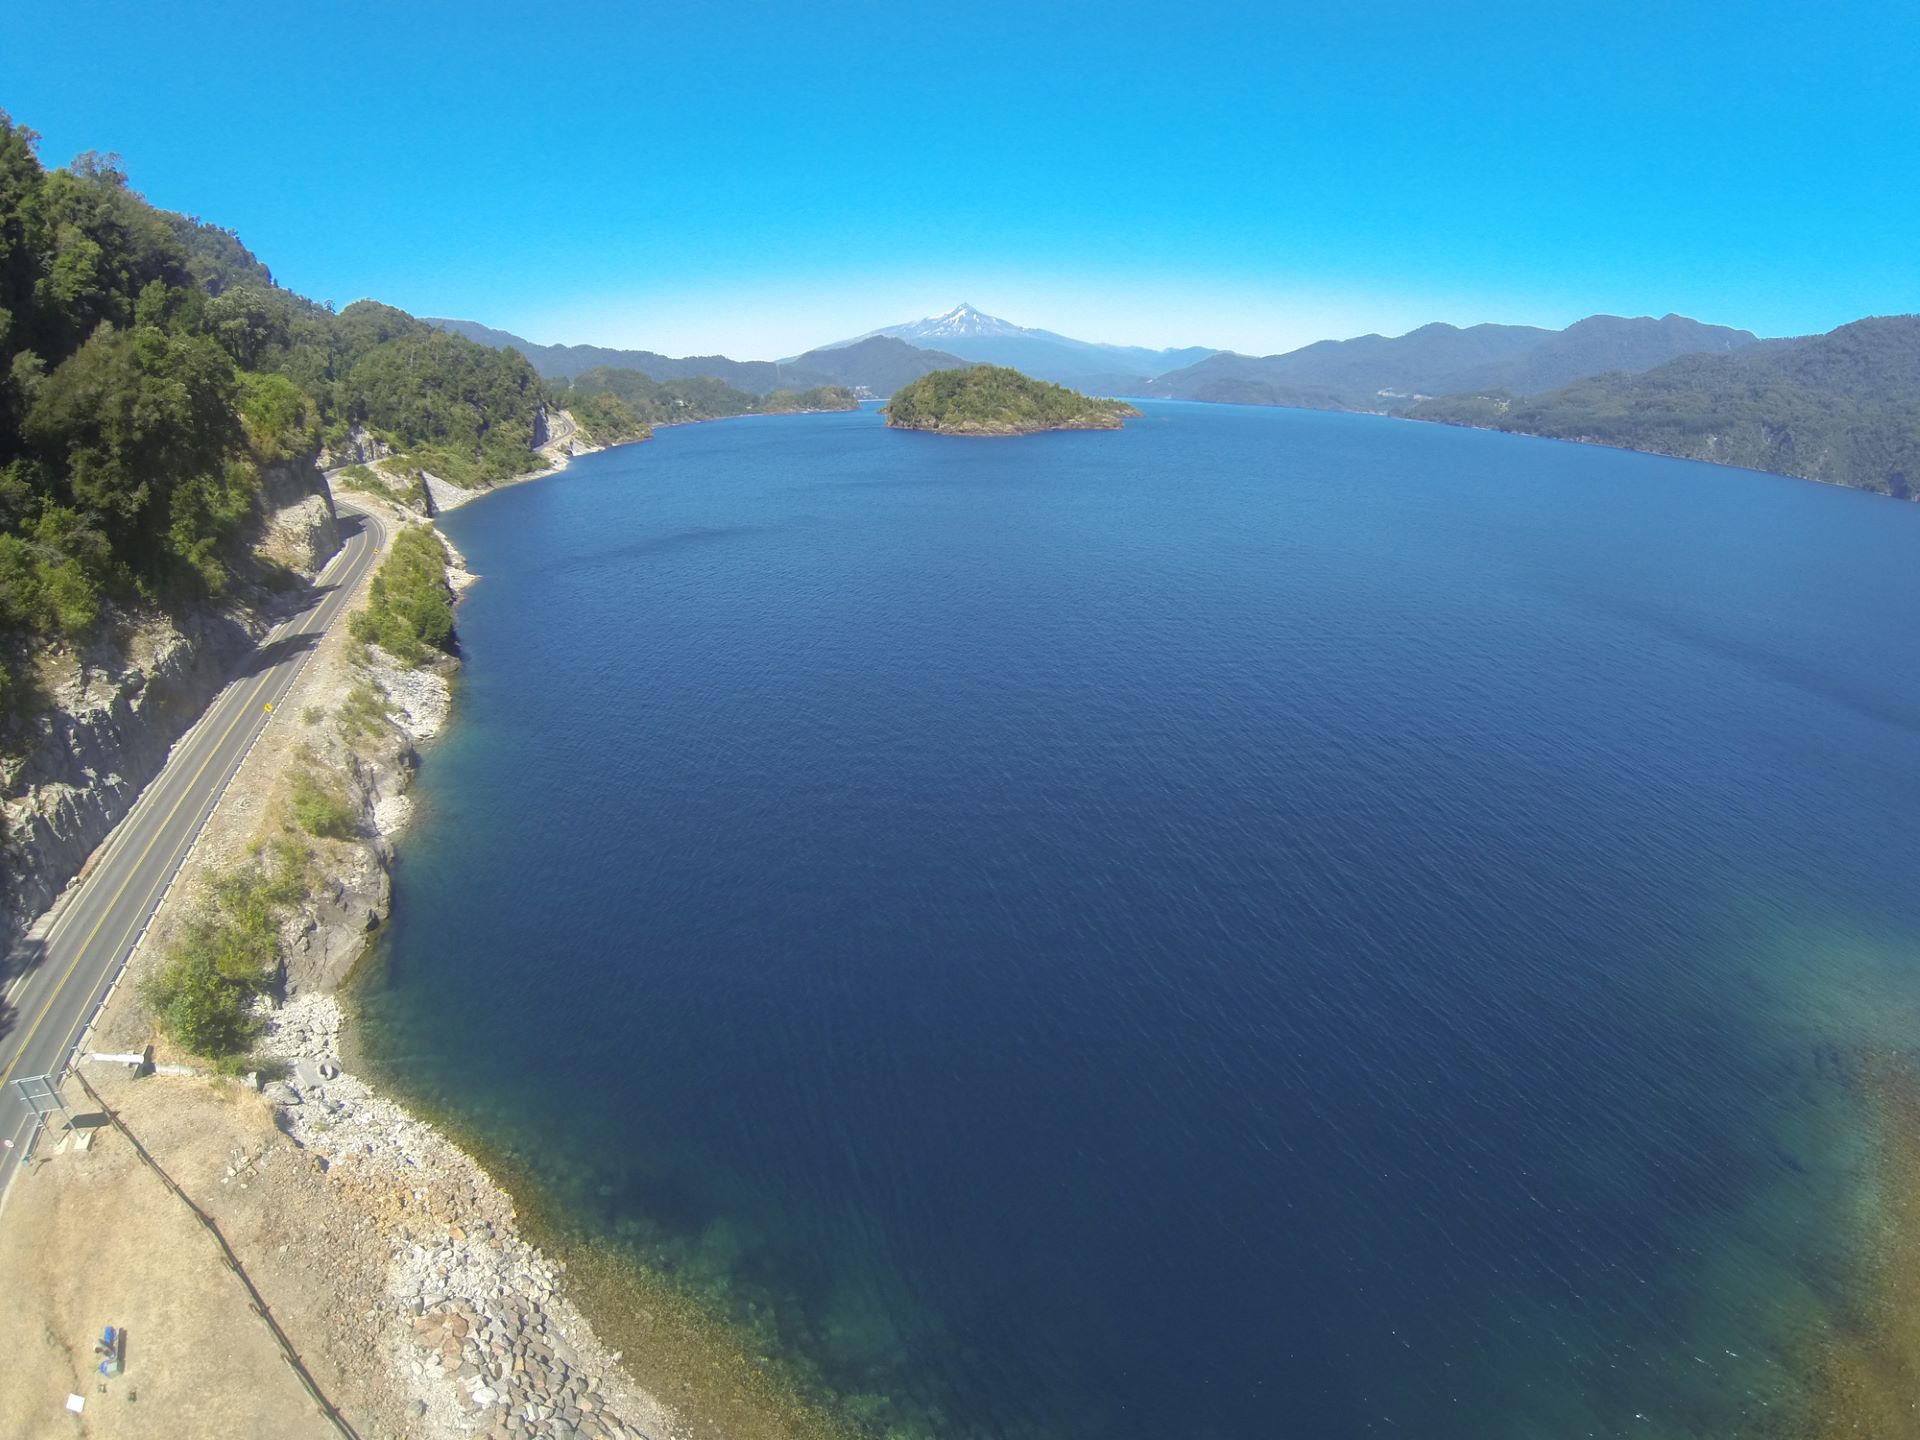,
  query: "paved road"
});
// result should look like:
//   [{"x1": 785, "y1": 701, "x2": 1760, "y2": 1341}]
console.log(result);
[{"x1": 0, "y1": 499, "x2": 386, "y2": 1201}]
